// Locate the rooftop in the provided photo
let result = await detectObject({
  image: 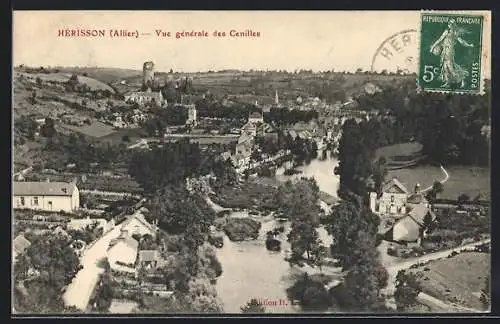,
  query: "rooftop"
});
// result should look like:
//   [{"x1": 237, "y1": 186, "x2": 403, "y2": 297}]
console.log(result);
[
  {"x1": 382, "y1": 178, "x2": 410, "y2": 195},
  {"x1": 13, "y1": 181, "x2": 77, "y2": 197},
  {"x1": 108, "y1": 233, "x2": 139, "y2": 251},
  {"x1": 407, "y1": 204, "x2": 435, "y2": 226},
  {"x1": 407, "y1": 193, "x2": 427, "y2": 205}
]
